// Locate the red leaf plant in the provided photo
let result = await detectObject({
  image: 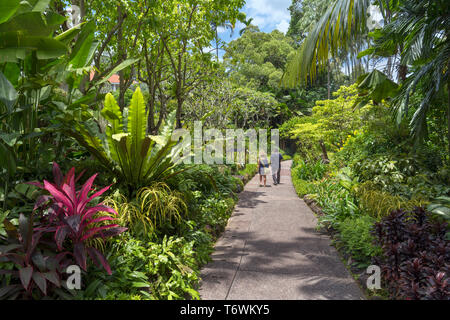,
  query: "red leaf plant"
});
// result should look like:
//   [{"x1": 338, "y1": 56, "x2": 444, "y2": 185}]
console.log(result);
[{"x1": 29, "y1": 162, "x2": 127, "y2": 275}]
